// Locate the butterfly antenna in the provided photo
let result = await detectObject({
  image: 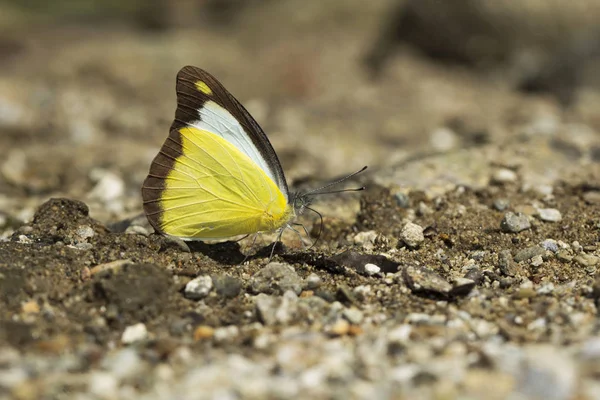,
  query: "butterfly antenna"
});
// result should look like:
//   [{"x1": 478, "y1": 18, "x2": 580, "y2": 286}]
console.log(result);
[
  {"x1": 309, "y1": 186, "x2": 366, "y2": 196},
  {"x1": 303, "y1": 166, "x2": 367, "y2": 196}
]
